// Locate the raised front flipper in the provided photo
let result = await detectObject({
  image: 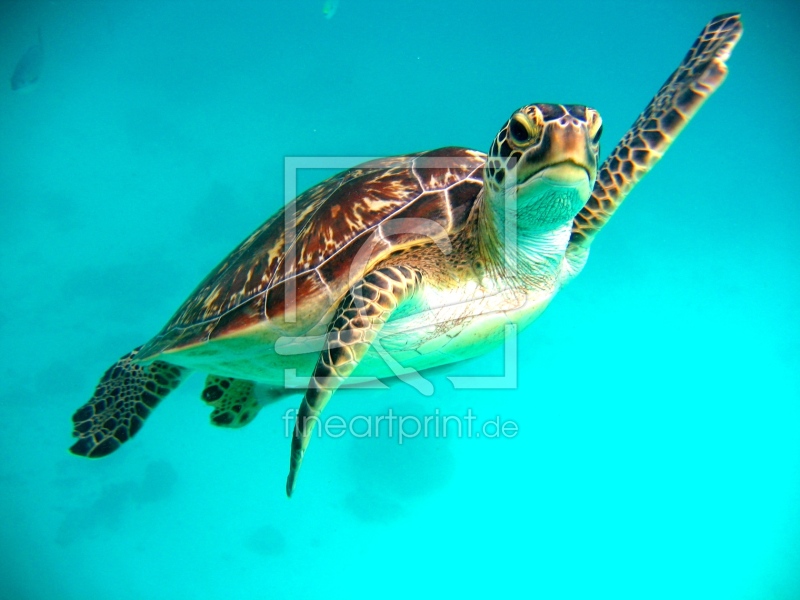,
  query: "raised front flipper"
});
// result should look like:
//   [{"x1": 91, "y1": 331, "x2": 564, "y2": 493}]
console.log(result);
[
  {"x1": 70, "y1": 347, "x2": 188, "y2": 457},
  {"x1": 567, "y1": 13, "x2": 743, "y2": 261},
  {"x1": 286, "y1": 266, "x2": 421, "y2": 497}
]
